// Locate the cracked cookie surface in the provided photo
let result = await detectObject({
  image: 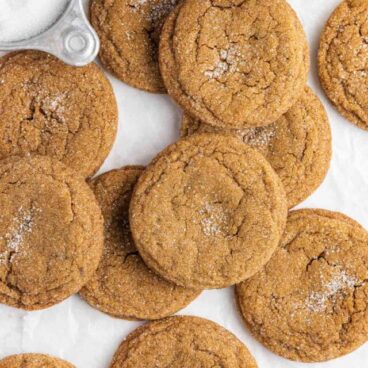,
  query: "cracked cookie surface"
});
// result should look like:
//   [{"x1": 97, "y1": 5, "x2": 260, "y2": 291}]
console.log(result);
[
  {"x1": 0, "y1": 155, "x2": 104, "y2": 310},
  {"x1": 80, "y1": 166, "x2": 200, "y2": 320},
  {"x1": 130, "y1": 134, "x2": 287, "y2": 289},
  {"x1": 236, "y1": 209, "x2": 368, "y2": 362},
  {"x1": 319, "y1": 0, "x2": 368, "y2": 130},
  {"x1": 90, "y1": 0, "x2": 179, "y2": 93},
  {"x1": 159, "y1": 0, "x2": 309, "y2": 129},
  {"x1": 110, "y1": 316, "x2": 258, "y2": 368},
  {"x1": 0, "y1": 51, "x2": 118, "y2": 177},
  {"x1": 181, "y1": 87, "x2": 332, "y2": 209},
  {"x1": 0, "y1": 354, "x2": 75, "y2": 368}
]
